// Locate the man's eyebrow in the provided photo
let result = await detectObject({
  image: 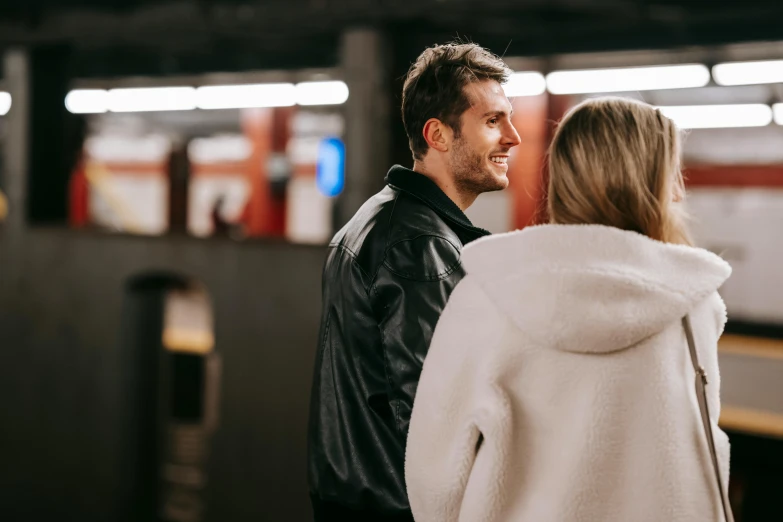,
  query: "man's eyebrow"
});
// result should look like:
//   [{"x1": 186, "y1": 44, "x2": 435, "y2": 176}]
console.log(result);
[{"x1": 481, "y1": 110, "x2": 510, "y2": 118}]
